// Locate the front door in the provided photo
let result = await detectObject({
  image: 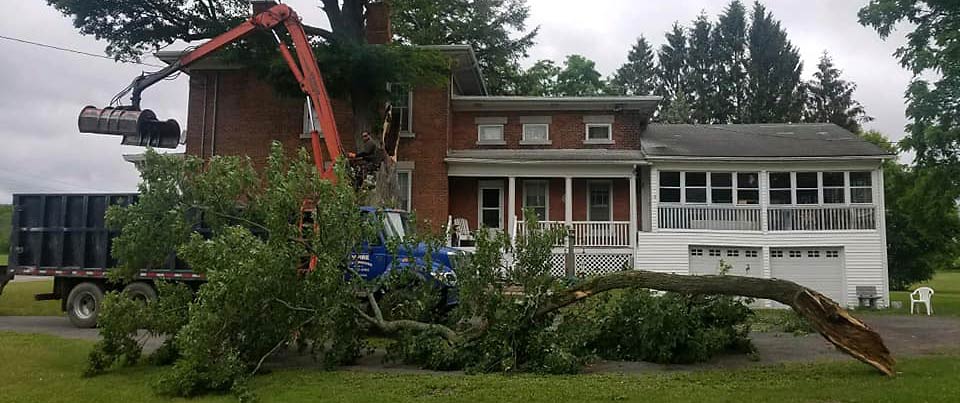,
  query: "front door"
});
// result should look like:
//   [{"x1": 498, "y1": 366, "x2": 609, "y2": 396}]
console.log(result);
[
  {"x1": 587, "y1": 181, "x2": 612, "y2": 221},
  {"x1": 479, "y1": 181, "x2": 504, "y2": 230}
]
